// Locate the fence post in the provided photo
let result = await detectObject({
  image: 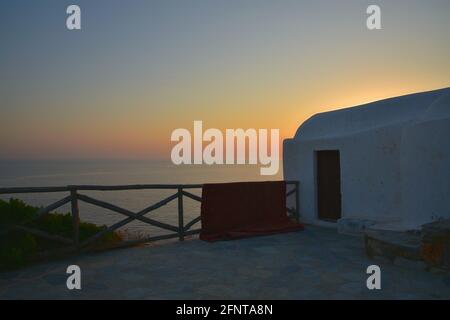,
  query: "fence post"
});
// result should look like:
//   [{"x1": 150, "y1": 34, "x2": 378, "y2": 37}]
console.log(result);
[
  {"x1": 70, "y1": 189, "x2": 80, "y2": 247},
  {"x1": 178, "y1": 187, "x2": 184, "y2": 241},
  {"x1": 295, "y1": 181, "x2": 300, "y2": 223}
]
